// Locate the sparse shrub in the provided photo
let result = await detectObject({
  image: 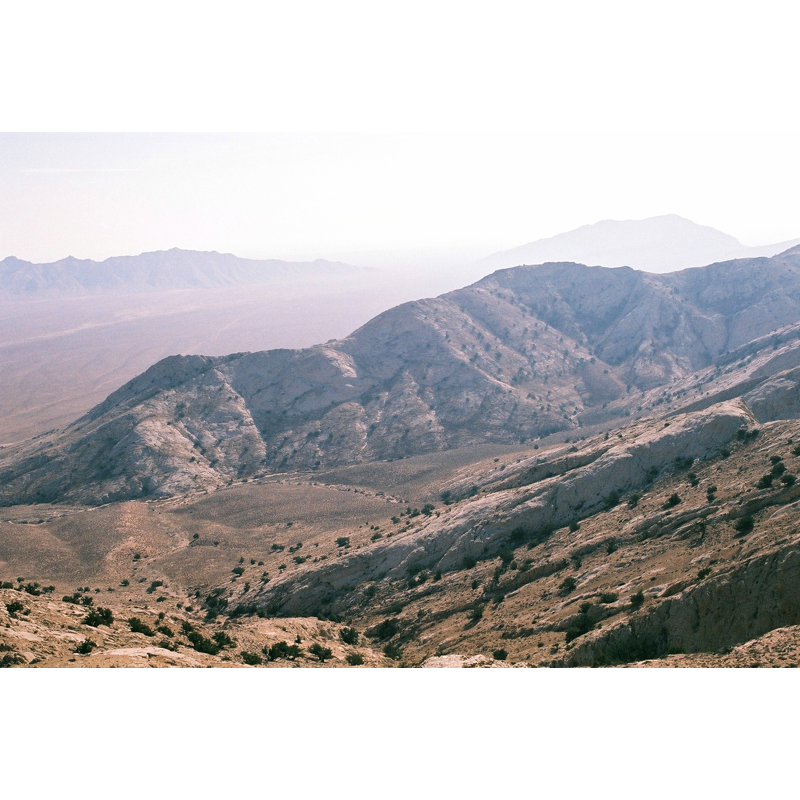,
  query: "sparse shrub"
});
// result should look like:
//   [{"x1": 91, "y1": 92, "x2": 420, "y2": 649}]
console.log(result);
[
  {"x1": 663, "y1": 493, "x2": 681, "y2": 508},
  {"x1": 720, "y1": 448, "x2": 730, "y2": 459},
  {"x1": 793, "y1": 445, "x2": 800, "y2": 457},
  {"x1": 346, "y1": 652, "x2": 364, "y2": 666},
  {"x1": 599, "y1": 591, "x2": 618, "y2": 604},
  {"x1": 336, "y1": 537, "x2": 350, "y2": 548},
  {"x1": 212, "y1": 631, "x2": 234, "y2": 648},
  {"x1": 368, "y1": 618, "x2": 400, "y2": 641},
  {"x1": 771, "y1": 461, "x2": 786, "y2": 477},
  {"x1": 606, "y1": 539, "x2": 618, "y2": 555},
  {"x1": 781, "y1": 473, "x2": 797, "y2": 486},
  {"x1": 146, "y1": 580, "x2": 163, "y2": 594},
  {"x1": 128, "y1": 617, "x2": 155, "y2": 636},
  {"x1": 5, "y1": 600, "x2": 24, "y2": 615},
  {"x1": 433, "y1": 569, "x2": 442, "y2": 581},
  {"x1": 421, "y1": 503, "x2": 435, "y2": 516},
  {"x1": 558, "y1": 577, "x2": 577, "y2": 595},
  {"x1": 697, "y1": 567, "x2": 712, "y2": 580},
  {"x1": 770, "y1": 455, "x2": 783, "y2": 465},
  {"x1": 756, "y1": 474, "x2": 774, "y2": 489},
  {"x1": 630, "y1": 590, "x2": 645, "y2": 608},
  {"x1": 84, "y1": 607, "x2": 113, "y2": 627},
  {"x1": 340, "y1": 627, "x2": 359, "y2": 646},
  {"x1": 241, "y1": 651, "x2": 263, "y2": 665},
  {"x1": 498, "y1": 547, "x2": 514, "y2": 564},
  {"x1": 471, "y1": 579, "x2": 480, "y2": 590},
  {"x1": 309, "y1": 643, "x2": 333, "y2": 662},
  {"x1": 264, "y1": 641, "x2": 302, "y2": 661},
  {"x1": 461, "y1": 555, "x2": 477, "y2": 569},
  {"x1": 733, "y1": 516, "x2": 754, "y2": 535},
  {"x1": 492, "y1": 648, "x2": 508, "y2": 661},
  {"x1": 371, "y1": 532, "x2": 383, "y2": 541},
  {"x1": 468, "y1": 603, "x2": 485, "y2": 622},
  {"x1": 120, "y1": 579, "x2": 130, "y2": 587},
  {"x1": 687, "y1": 472, "x2": 699, "y2": 487},
  {"x1": 1, "y1": 581, "x2": 13, "y2": 590},
  {"x1": 231, "y1": 566, "x2": 245, "y2": 576},
  {"x1": 383, "y1": 642, "x2": 402, "y2": 660},
  {"x1": 75, "y1": 639, "x2": 96, "y2": 655},
  {"x1": 440, "y1": 490, "x2": 452, "y2": 505},
  {"x1": 156, "y1": 625, "x2": 174, "y2": 637},
  {"x1": 569, "y1": 520, "x2": 580, "y2": 533},
  {"x1": 186, "y1": 631, "x2": 220, "y2": 655},
  {"x1": 22, "y1": 583, "x2": 41, "y2": 596},
  {"x1": 603, "y1": 490, "x2": 620, "y2": 509}
]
